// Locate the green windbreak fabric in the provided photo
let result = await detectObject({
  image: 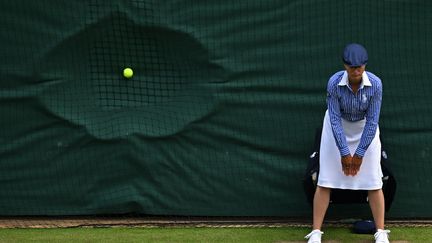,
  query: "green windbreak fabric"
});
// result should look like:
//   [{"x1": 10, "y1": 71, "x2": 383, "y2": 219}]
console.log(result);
[{"x1": 1, "y1": 0, "x2": 431, "y2": 218}]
